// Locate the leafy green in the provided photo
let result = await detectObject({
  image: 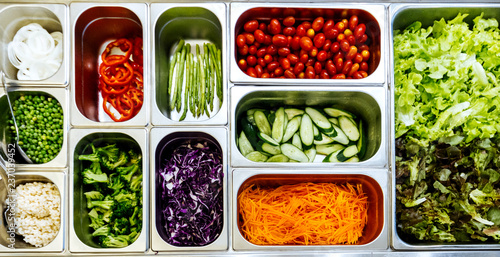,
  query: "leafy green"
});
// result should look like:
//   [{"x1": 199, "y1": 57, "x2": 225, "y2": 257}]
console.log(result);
[{"x1": 395, "y1": 13, "x2": 500, "y2": 243}]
